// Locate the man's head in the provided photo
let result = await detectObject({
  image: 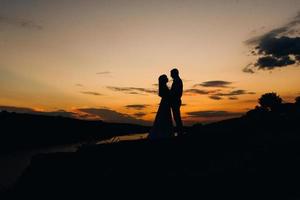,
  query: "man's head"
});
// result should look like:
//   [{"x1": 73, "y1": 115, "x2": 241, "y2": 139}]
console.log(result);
[{"x1": 170, "y1": 68, "x2": 179, "y2": 79}]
